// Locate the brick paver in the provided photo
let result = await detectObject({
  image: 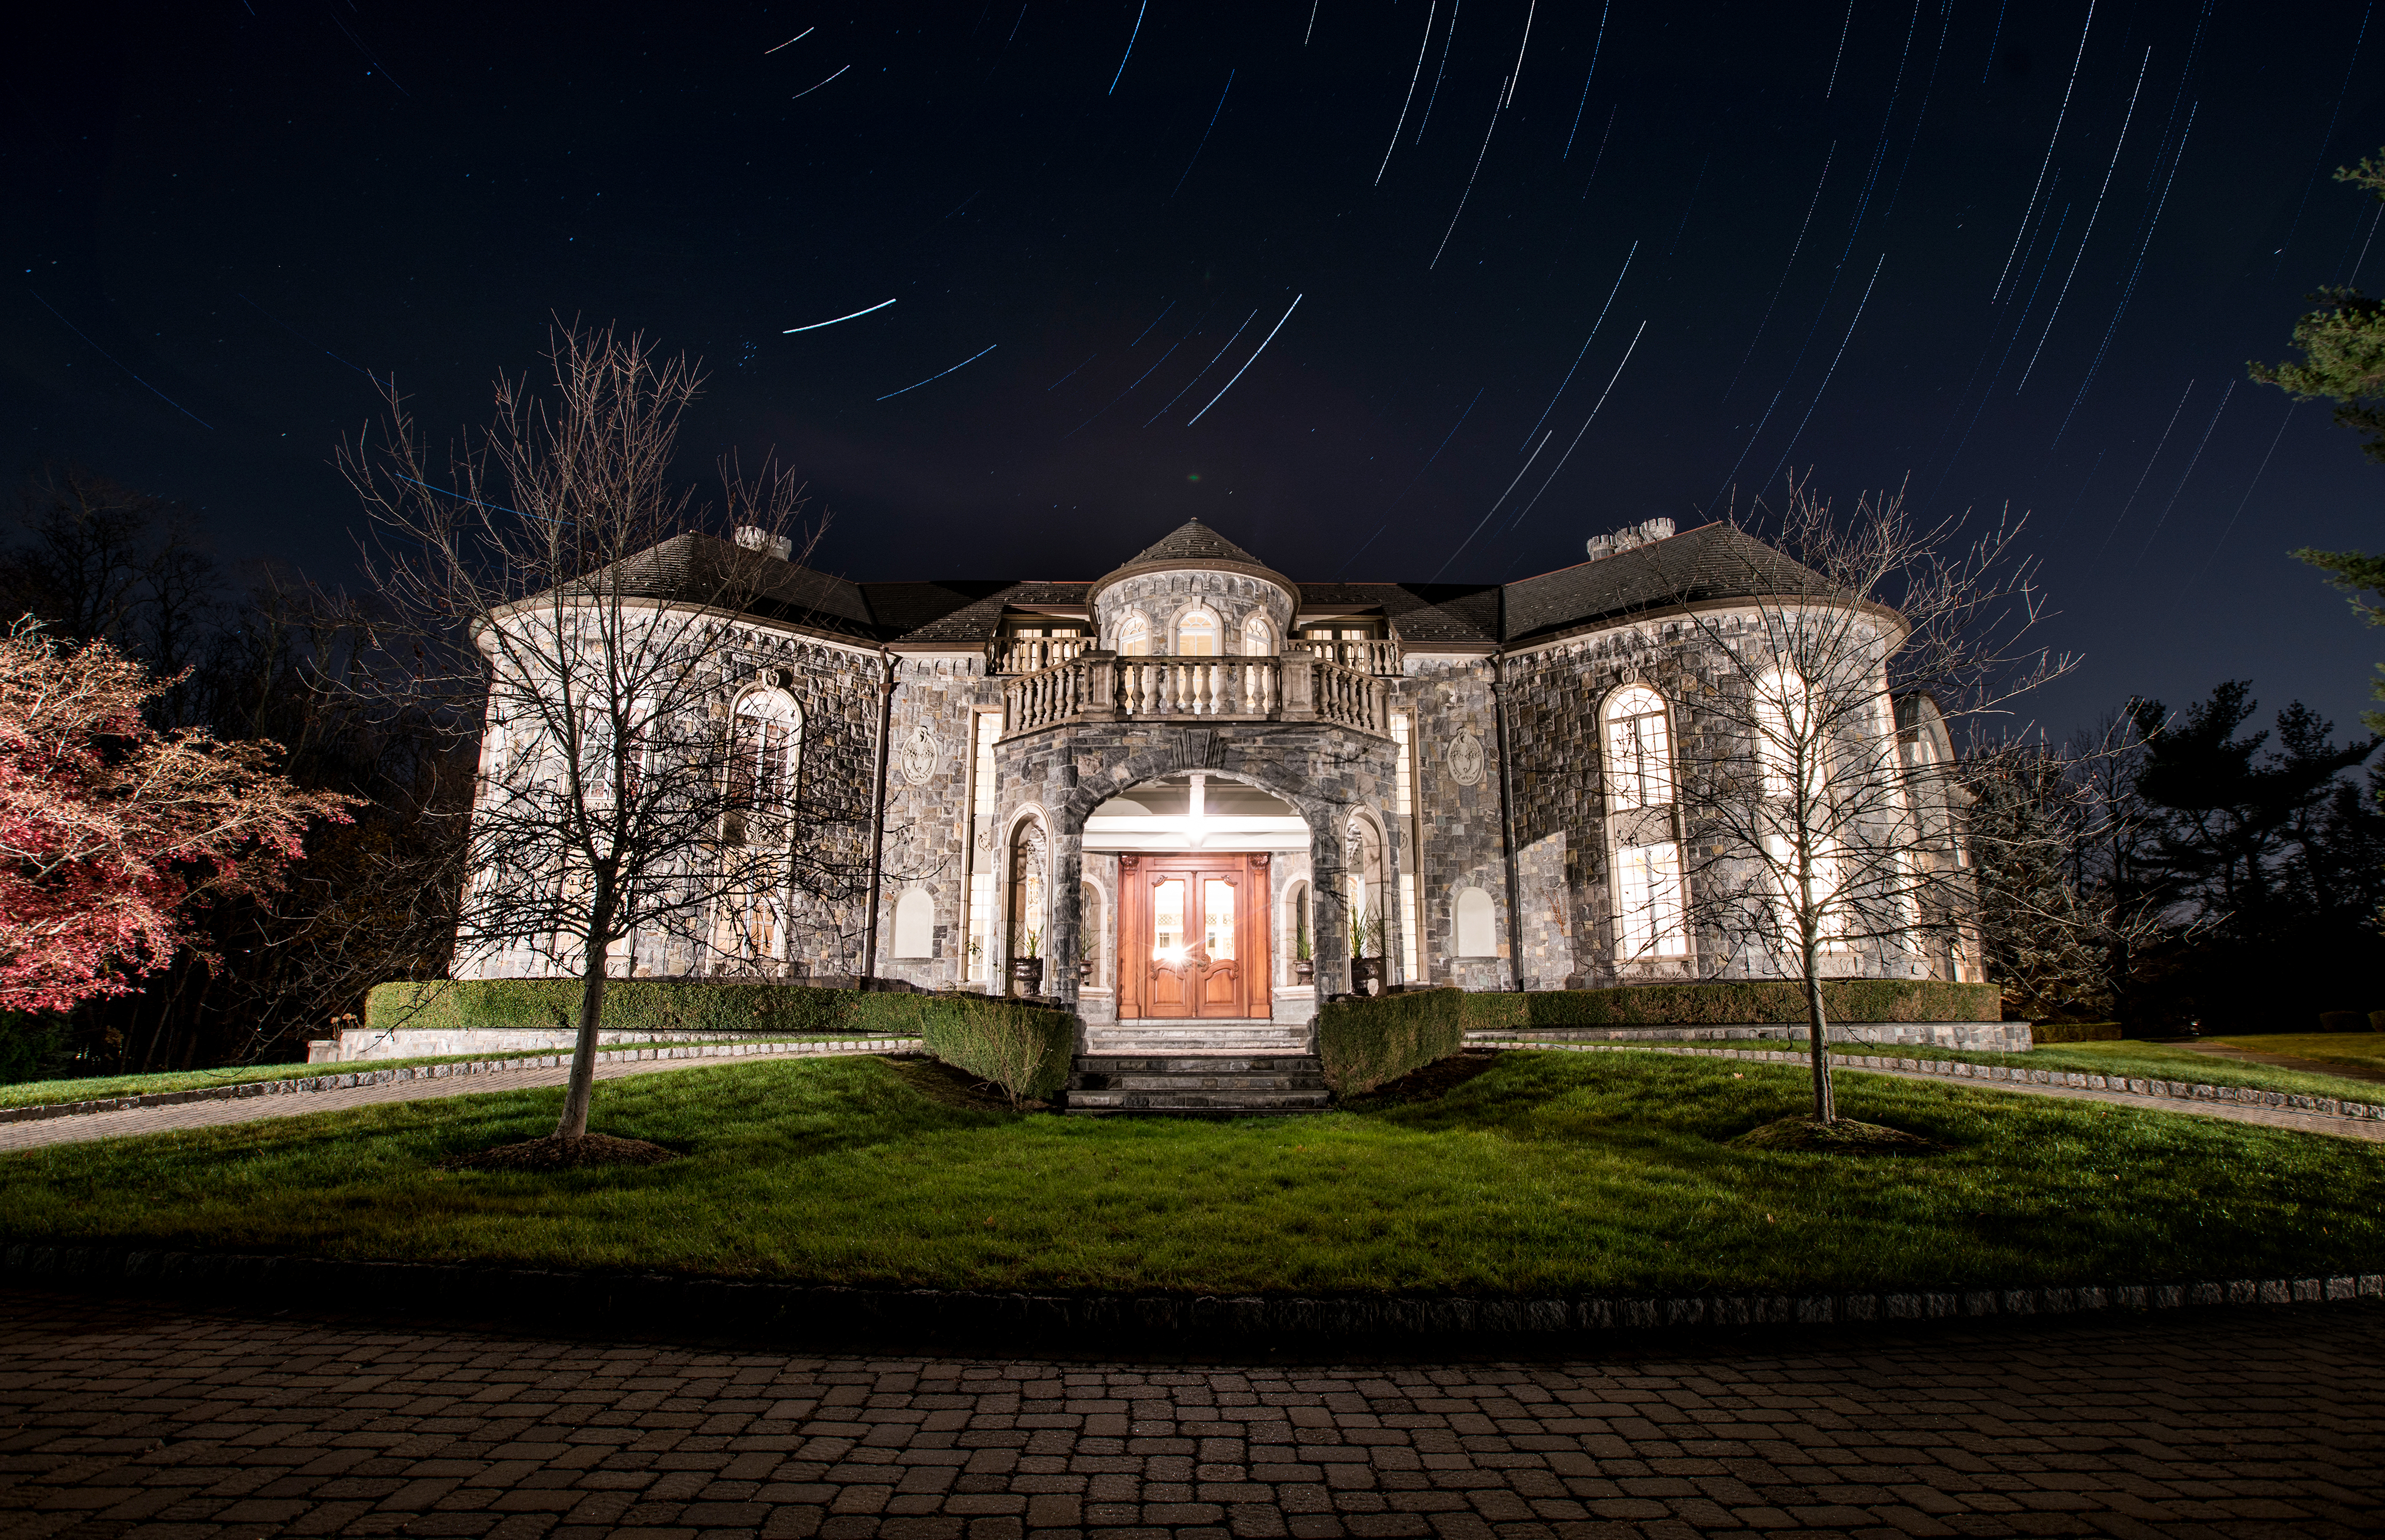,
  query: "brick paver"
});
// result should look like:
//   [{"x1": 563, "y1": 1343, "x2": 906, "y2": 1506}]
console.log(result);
[{"x1": 1, "y1": 1290, "x2": 2378, "y2": 1538}]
